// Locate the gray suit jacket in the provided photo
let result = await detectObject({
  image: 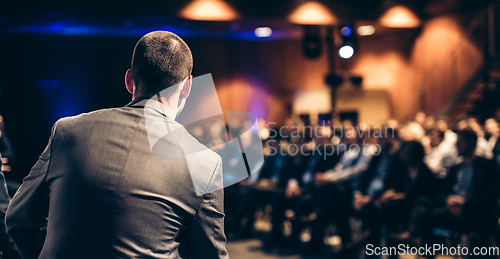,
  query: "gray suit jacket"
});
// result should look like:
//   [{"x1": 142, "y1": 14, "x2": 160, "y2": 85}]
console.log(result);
[{"x1": 5, "y1": 99, "x2": 228, "y2": 259}]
